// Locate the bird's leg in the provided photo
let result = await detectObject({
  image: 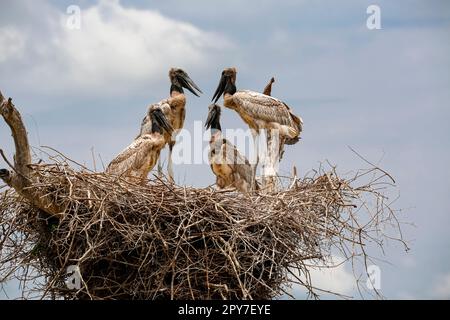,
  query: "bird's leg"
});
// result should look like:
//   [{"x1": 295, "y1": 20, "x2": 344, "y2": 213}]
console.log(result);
[
  {"x1": 157, "y1": 155, "x2": 163, "y2": 177},
  {"x1": 263, "y1": 129, "x2": 278, "y2": 192},
  {"x1": 250, "y1": 129, "x2": 259, "y2": 191},
  {"x1": 167, "y1": 142, "x2": 175, "y2": 183},
  {"x1": 272, "y1": 131, "x2": 281, "y2": 192},
  {"x1": 262, "y1": 130, "x2": 271, "y2": 191},
  {"x1": 271, "y1": 128, "x2": 281, "y2": 175}
]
